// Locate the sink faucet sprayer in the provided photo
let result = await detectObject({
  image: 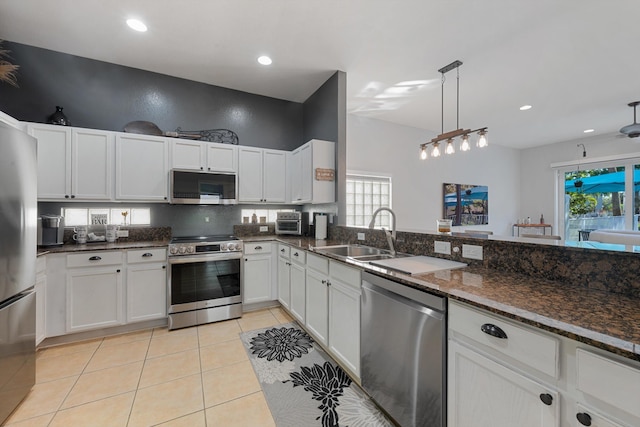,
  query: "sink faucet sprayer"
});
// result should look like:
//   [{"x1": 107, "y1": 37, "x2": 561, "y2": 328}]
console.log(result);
[{"x1": 368, "y1": 207, "x2": 397, "y2": 256}]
